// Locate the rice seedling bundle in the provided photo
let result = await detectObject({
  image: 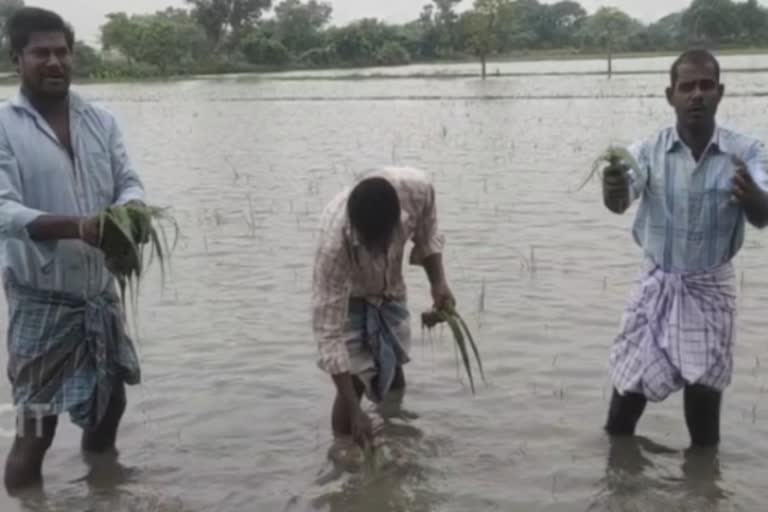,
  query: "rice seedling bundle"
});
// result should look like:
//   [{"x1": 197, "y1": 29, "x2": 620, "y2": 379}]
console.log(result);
[
  {"x1": 97, "y1": 203, "x2": 179, "y2": 309},
  {"x1": 421, "y1": 306, "x2": 485, "y2": 394},
  {"x1": 576, "y1": 145, "x2": 640, "y2": 192}
]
